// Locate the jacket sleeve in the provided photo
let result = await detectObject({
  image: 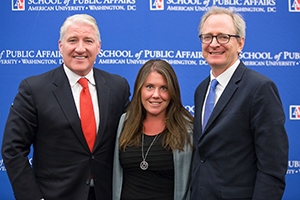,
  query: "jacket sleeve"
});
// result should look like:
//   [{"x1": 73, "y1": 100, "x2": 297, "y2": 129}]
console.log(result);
[
  {"x1": 174, "y1": 127, "x2": 193, "y2": 200},
  {"x1": 112, "y1": 113, "x2": 126, "y2": 200},
  {"x1": 1, "y1": 79, "x2": 43, "y2": 200},
  {"x1": 251, "y1": 79, "x2": 289, "y2": 200}
]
